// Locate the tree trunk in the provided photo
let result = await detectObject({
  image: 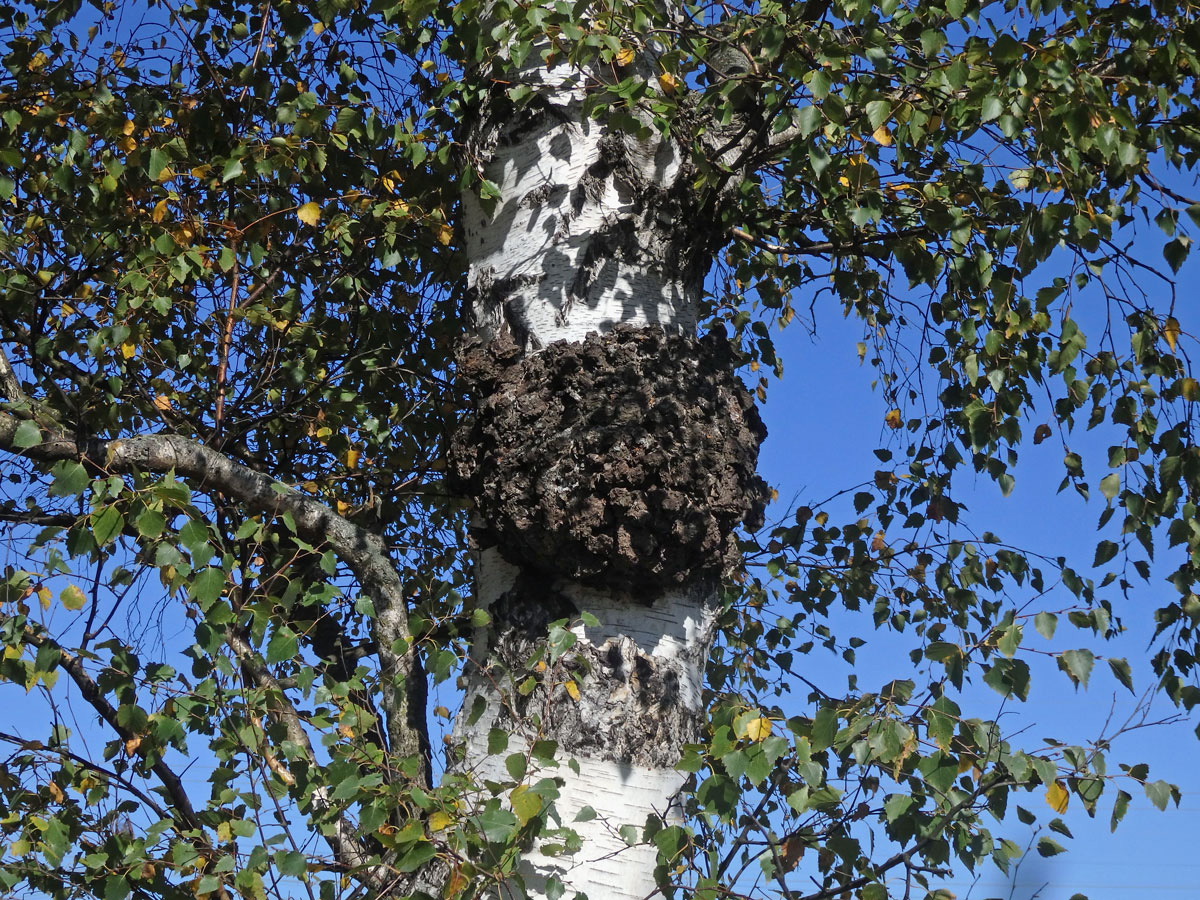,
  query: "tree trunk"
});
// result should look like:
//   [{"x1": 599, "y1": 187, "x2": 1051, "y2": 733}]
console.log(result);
[{"x1": 449, "y1": 22, "x2": 765, "y2": 899}]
